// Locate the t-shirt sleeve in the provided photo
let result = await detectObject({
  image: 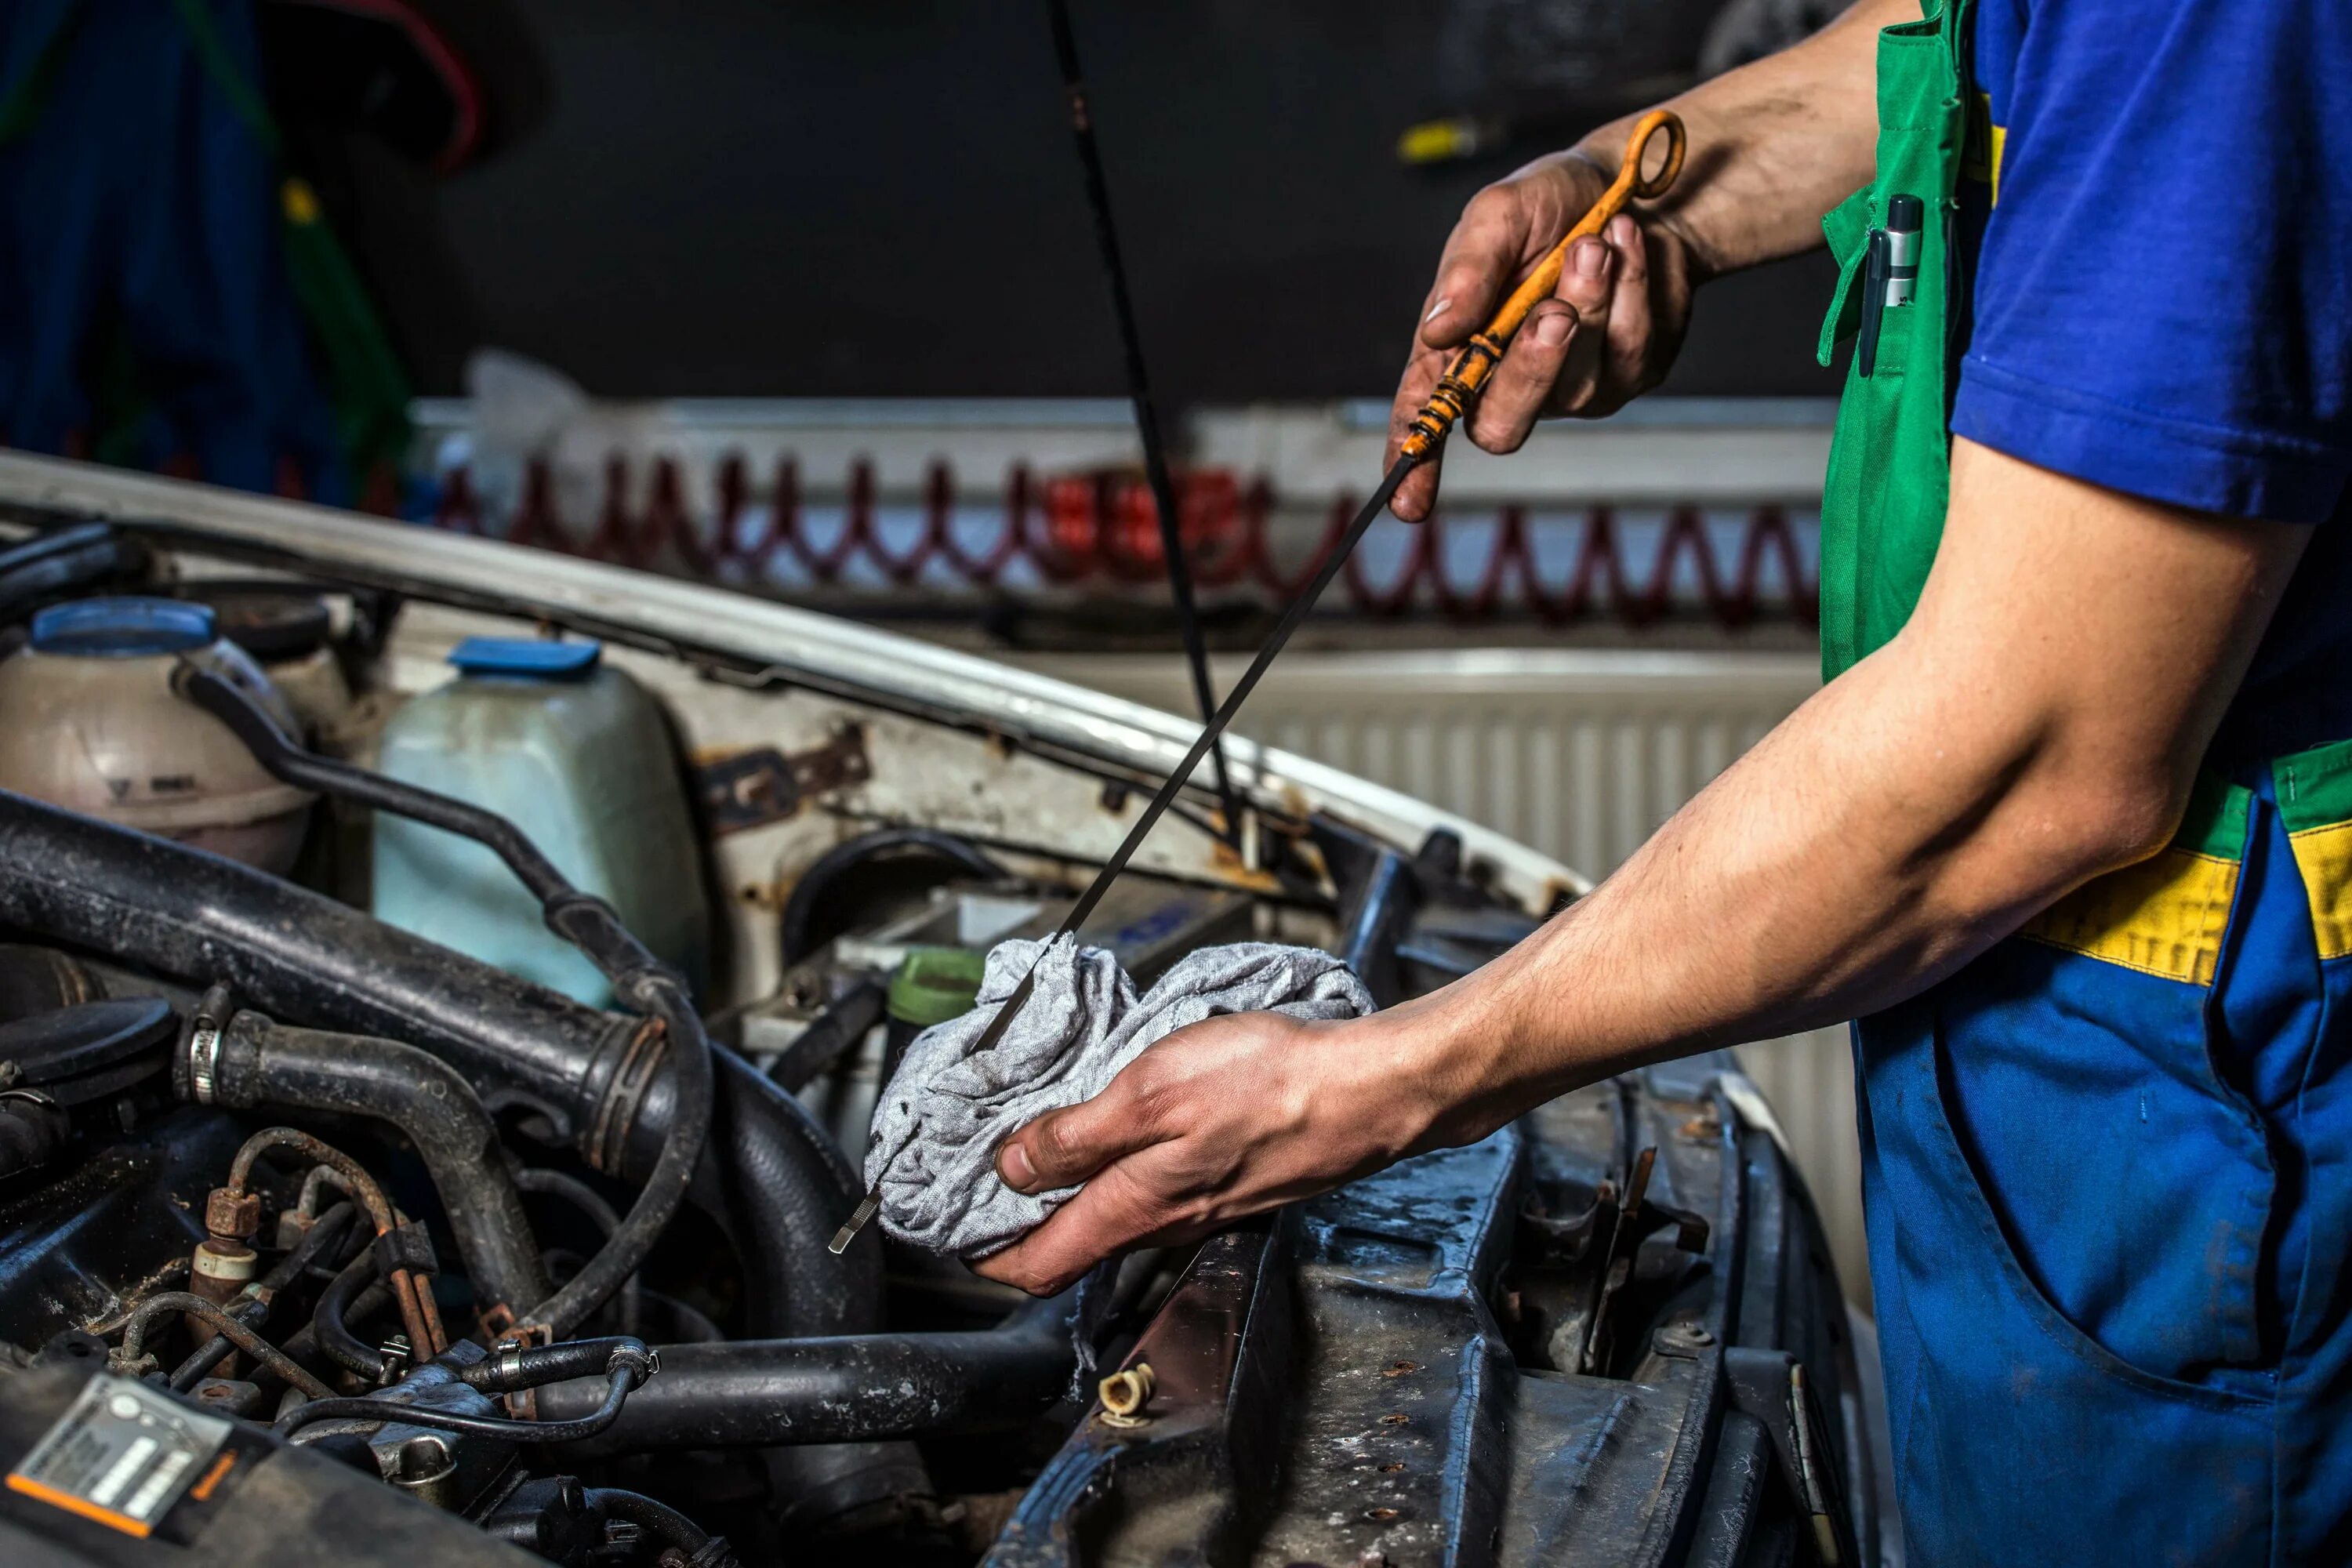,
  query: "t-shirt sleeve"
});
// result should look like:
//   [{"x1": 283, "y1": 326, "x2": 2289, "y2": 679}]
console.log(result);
[{"x1": 1950, "y1": 0, "x2": 2352, "y2": 523}]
